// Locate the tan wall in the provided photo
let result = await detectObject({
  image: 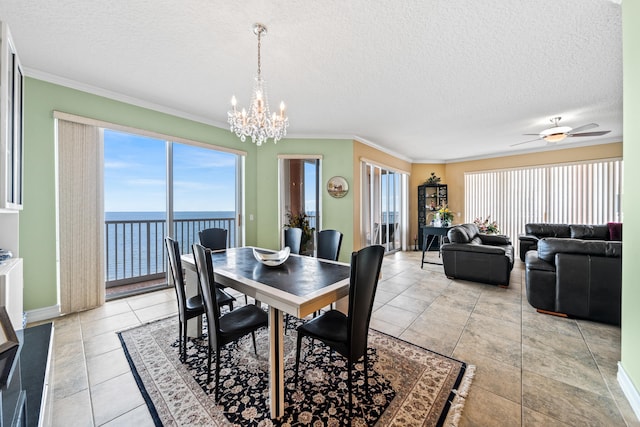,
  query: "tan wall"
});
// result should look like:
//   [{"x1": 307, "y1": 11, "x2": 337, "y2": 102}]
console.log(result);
[
  {"x1": 409, "y1": 143, "x2": 622, "y2": 242},
  {"x1": 352, "y1": 141, "x2": 412, "y2": 250},
  {"x1": 409, "y1": 164, "x2": 447, "y2": 245},
  {"x1": 445, "y1": 142, "x2": 623, "y2": 221}
]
